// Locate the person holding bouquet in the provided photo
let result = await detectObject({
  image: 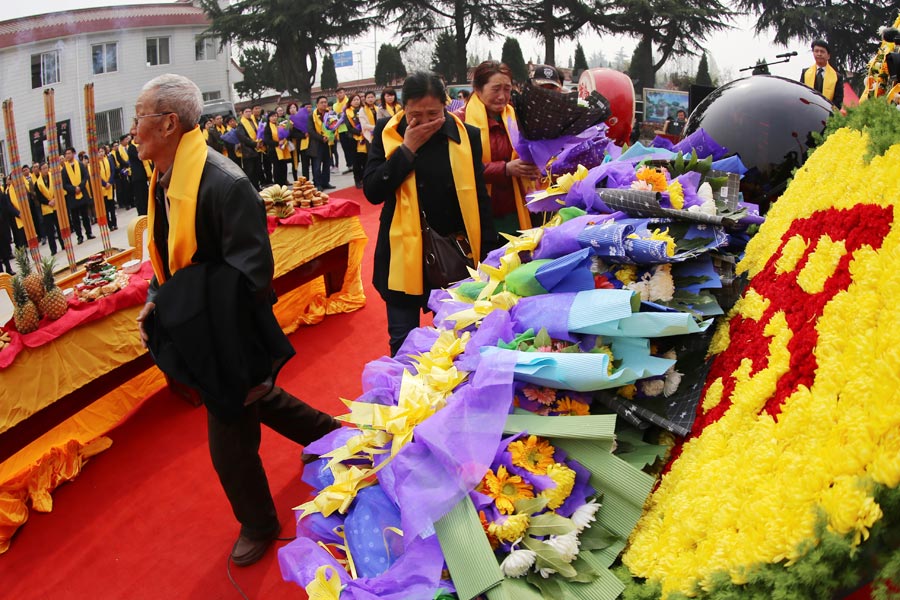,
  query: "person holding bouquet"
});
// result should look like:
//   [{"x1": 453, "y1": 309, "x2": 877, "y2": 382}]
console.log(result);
[
  {"x1": 455, "y1": 60, "x2": 541, "y2": 235},
  {"x1": 344, "y1": 94, "x2": 368, "y2": 188},
  {"x1": 263, "y1": 111, "x2": 291, "y2": 186},
  {"x1": 363, "y1": 72, "x2": 497, "y2": 356},
  {"x1": 307, "y1": 96, "x2": 335, "y2": 191}
]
